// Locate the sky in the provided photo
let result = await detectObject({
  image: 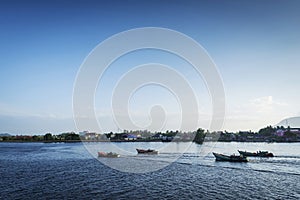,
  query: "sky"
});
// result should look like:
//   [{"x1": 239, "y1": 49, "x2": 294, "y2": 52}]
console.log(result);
[{"x1": 0, "y1": 0, "x2": 300, "y2": 134}]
